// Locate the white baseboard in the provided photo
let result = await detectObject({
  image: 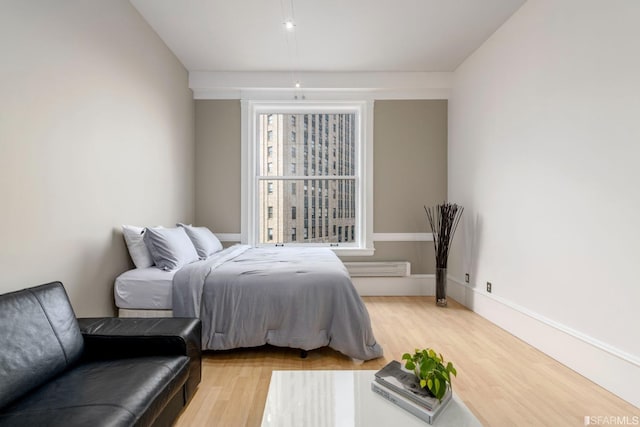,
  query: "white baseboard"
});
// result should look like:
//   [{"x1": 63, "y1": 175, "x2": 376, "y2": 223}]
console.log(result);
[
  {"x1": 352, "y1": 274, "x2": 433, "y2": 296},
  {"x1": 447, "y1": 276, "x2": 640, "y2": 408}
]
